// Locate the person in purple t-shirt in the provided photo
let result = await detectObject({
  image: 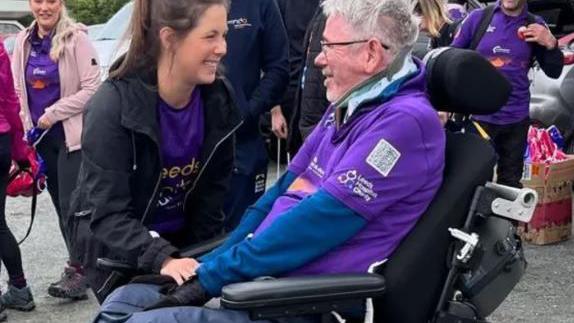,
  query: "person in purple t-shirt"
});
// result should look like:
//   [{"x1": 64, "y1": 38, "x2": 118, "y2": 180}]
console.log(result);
[
  {"x1": 94, "y1": 0, "x2": 445, "y2": 322},
  {"x1": 68, "y1": 0, "x2": 242, "y2": 303},
  {"x1": 451, "y1": 0, "x2": 563, "y2": 188},
  {"x1": 11, "y1": 0, "x2": 101, "y2": 303}
]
